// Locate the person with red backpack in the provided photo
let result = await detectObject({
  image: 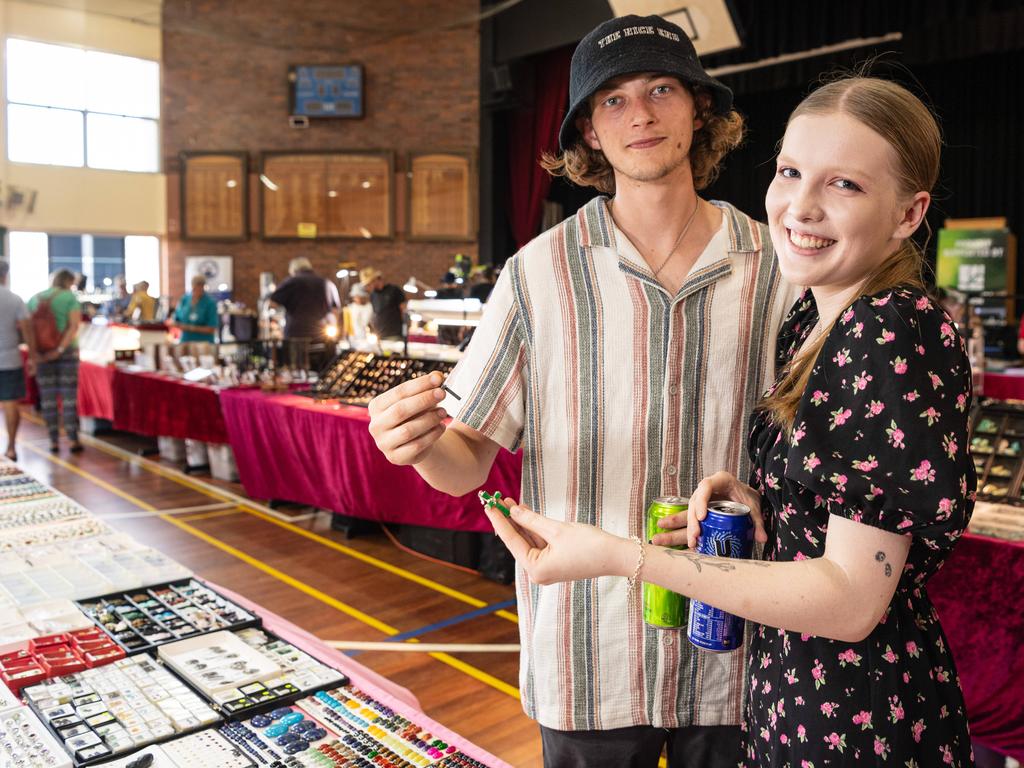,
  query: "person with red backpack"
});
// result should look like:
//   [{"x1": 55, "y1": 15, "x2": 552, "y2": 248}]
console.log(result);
[{"x1": 28, "y1": 269, "x2": 82, "y2": 454}]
